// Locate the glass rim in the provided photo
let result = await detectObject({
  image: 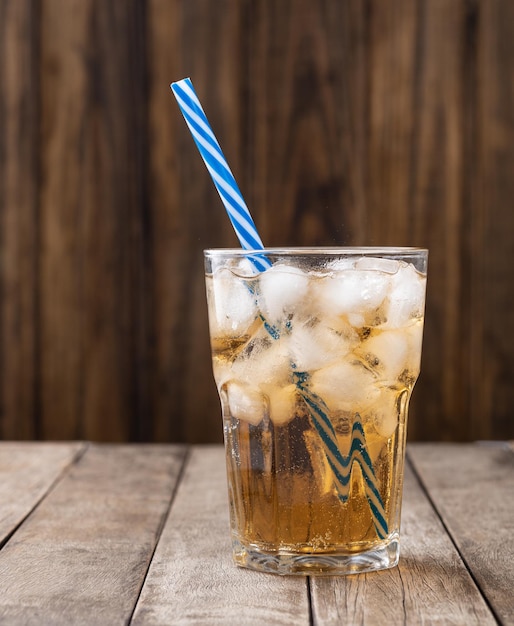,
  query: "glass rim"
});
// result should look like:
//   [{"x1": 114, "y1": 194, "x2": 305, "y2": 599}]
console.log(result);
[{"x1": 204, "y1": 246, "x2": 428, "y2": 256}]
